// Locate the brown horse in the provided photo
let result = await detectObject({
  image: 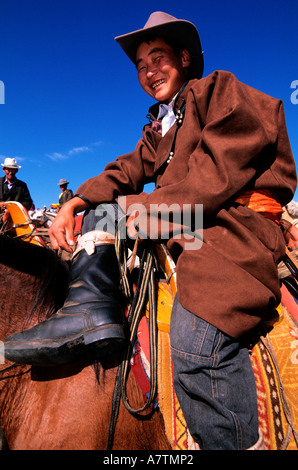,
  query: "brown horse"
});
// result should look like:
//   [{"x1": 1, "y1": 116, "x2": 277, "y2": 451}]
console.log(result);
[{"x1": 0, "y1": 236, "x2": 171, "y2": 450}]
